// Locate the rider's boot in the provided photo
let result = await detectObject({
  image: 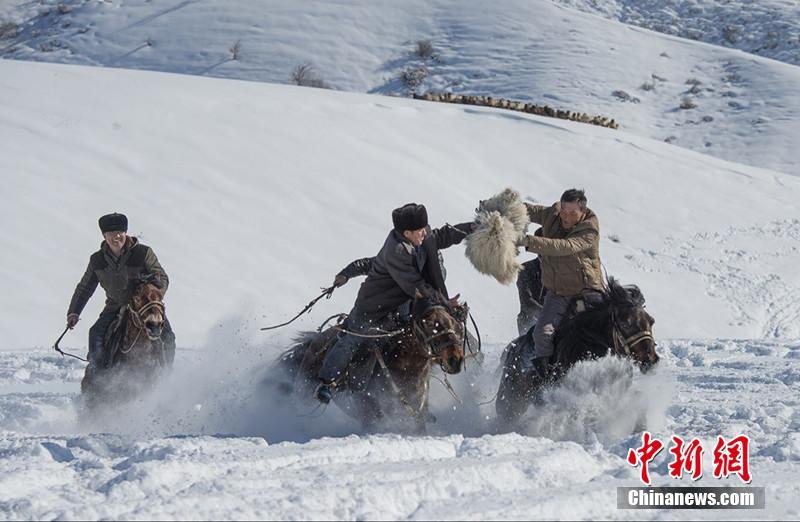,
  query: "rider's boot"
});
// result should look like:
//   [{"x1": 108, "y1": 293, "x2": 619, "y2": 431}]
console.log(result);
[{"x1": 314, "y1": 380, "x2": 334, "y2": 404}]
